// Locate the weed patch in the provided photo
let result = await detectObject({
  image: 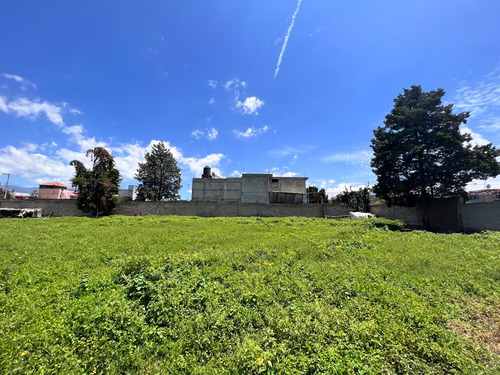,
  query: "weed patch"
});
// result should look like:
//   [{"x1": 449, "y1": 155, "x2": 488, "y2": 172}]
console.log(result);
[{"x1": 0, "y1": 216, "x2": 499, "y2": 373}]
